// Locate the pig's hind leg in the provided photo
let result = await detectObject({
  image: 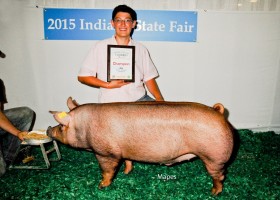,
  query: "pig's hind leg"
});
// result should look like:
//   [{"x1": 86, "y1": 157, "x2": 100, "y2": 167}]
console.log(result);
[
  {"x1": 204, "y1": 161, "x2": 226, "y2": 195},
  {"x1": 95, "y1": 155, "x2": 121, "y2": 189}
]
